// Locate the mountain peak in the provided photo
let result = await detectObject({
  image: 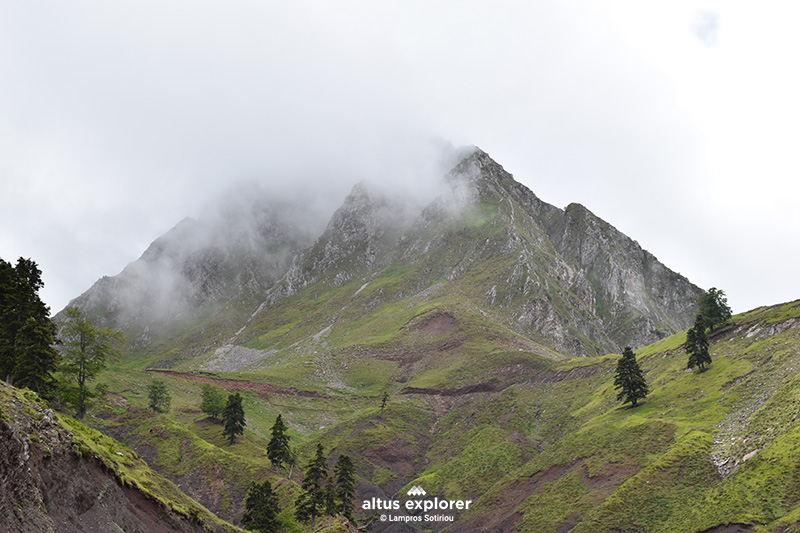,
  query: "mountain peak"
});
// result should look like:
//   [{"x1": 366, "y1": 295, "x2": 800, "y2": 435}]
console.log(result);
[{"x1": 65, "y1": 146, "x2": 702, "y2": 358}]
